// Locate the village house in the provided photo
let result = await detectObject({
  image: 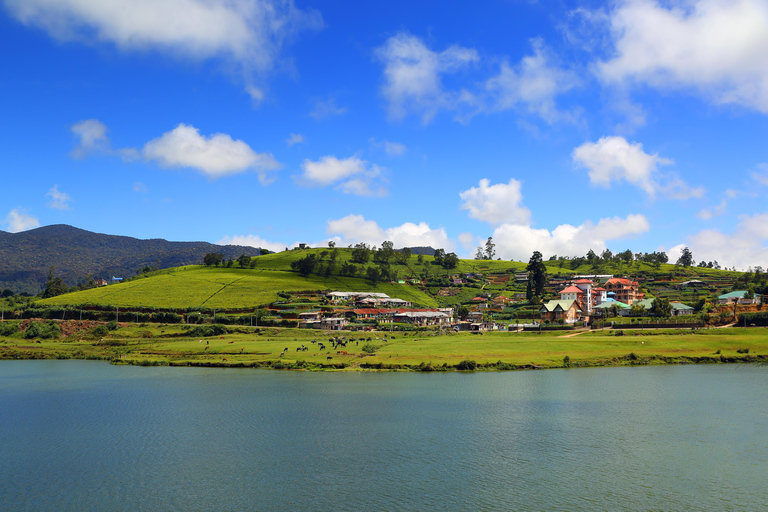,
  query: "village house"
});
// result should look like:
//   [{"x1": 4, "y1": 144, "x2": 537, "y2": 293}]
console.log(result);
[
  {"x1": 603, "y1": 277, "x2": 643, "y2": 305},
  {"x1": 717, "y1": 291, "x2": 762, "y2": 305},
  {"x1": 394, "y1": 311, "x2": 452, "y2": 327},
  {"x1": 539, "y1": 300, "x2": 582, "y2": 324},
  {"x1": 94, "y1": 278, "x2": 108, "y2": 287}
]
